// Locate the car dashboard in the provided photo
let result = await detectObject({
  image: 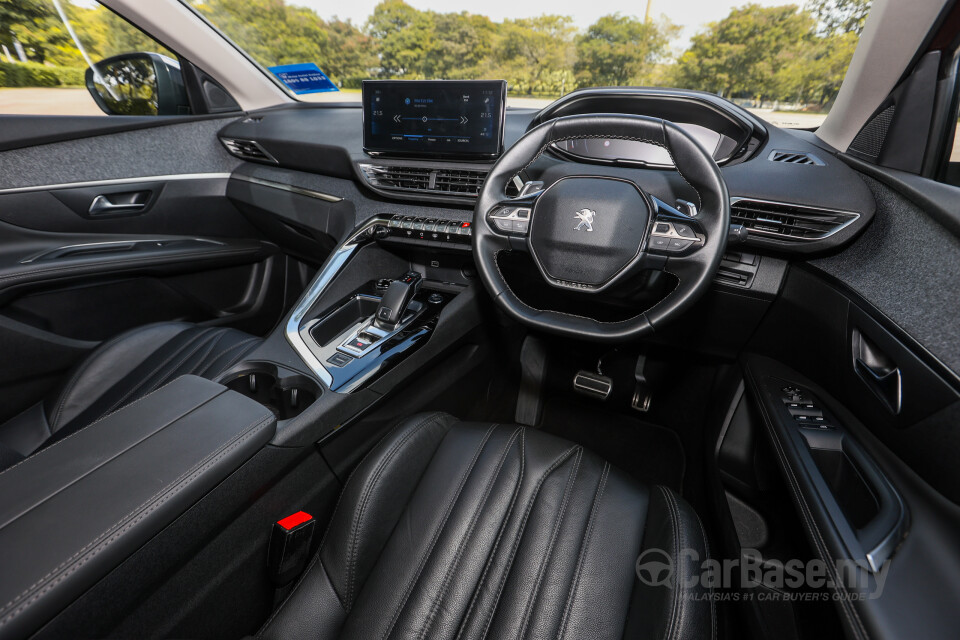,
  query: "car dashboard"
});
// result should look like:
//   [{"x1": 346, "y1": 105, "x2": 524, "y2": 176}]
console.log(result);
[{"x1": 219, "y1": 86, "x2": 875, "y2": 262}]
